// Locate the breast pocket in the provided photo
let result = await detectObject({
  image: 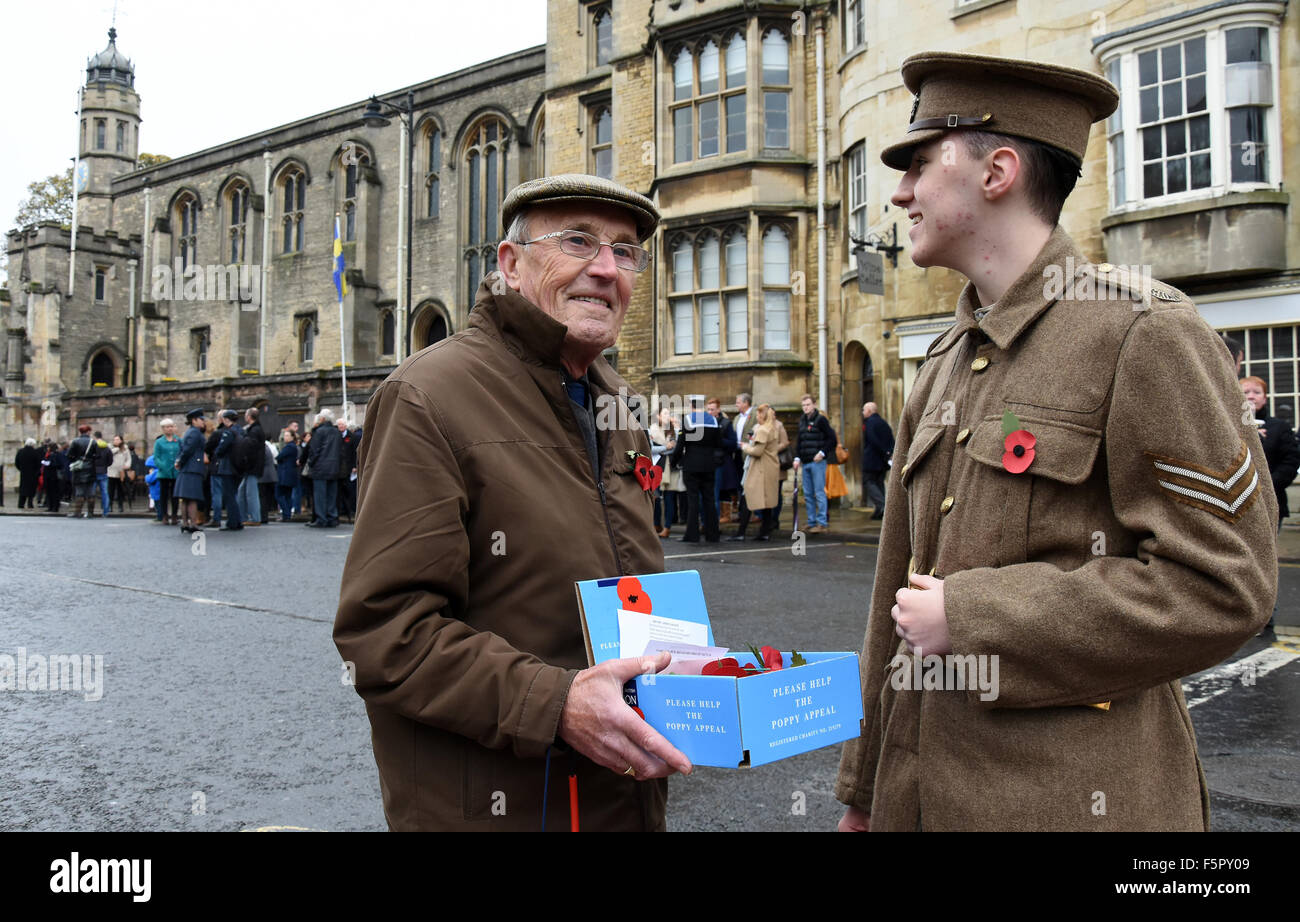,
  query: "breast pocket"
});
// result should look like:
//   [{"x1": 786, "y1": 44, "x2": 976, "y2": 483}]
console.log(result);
[{"x1": 963, "y1": 415, "x2": 1103, "y2": 567}]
